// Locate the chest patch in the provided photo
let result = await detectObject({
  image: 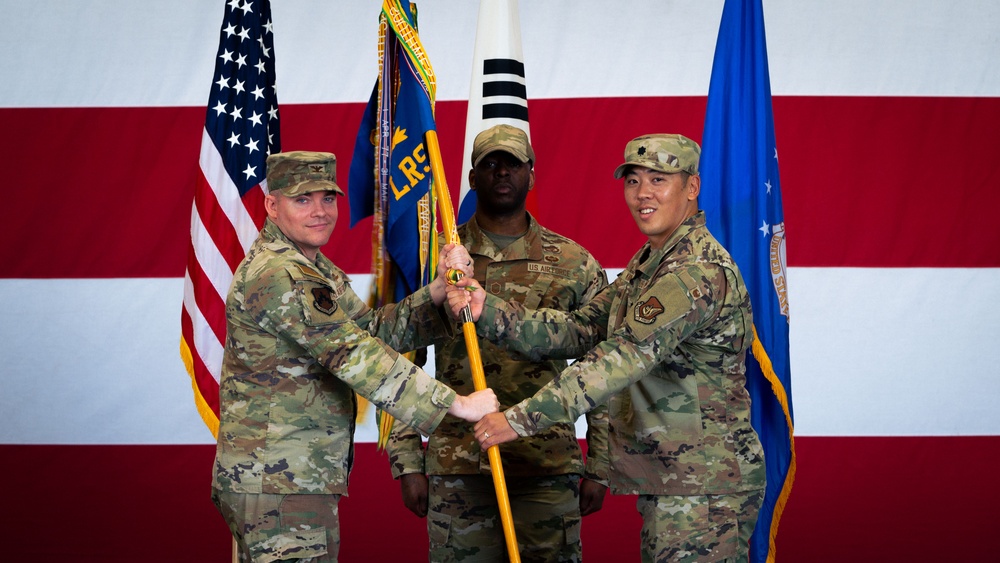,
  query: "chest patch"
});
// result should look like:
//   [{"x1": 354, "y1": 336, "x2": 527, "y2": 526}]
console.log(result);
[
  {"x1": 311, "y1": 286, "x2": 338, "y2": 315},
  {"x1": 634, "y1": 296, "x2": 665, "y2": 324}
]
